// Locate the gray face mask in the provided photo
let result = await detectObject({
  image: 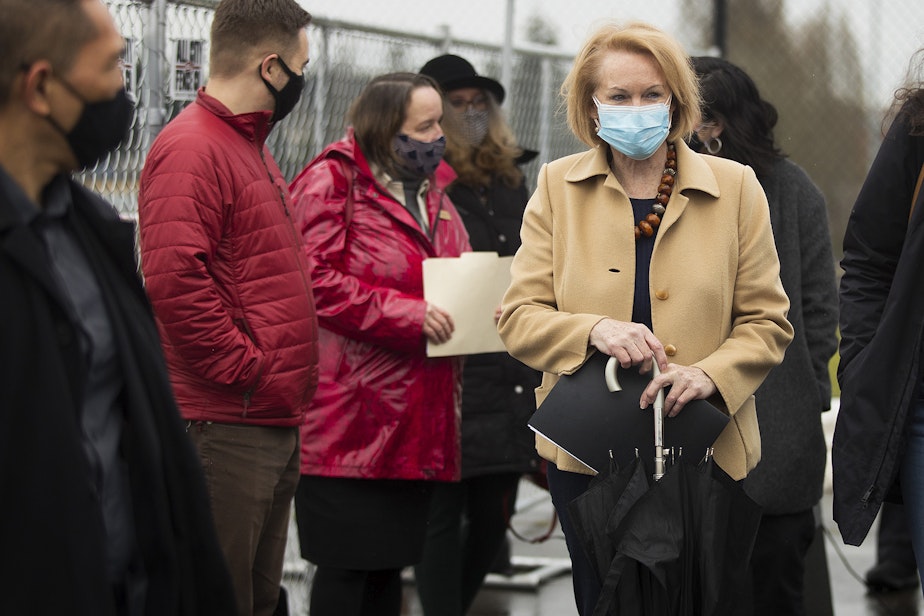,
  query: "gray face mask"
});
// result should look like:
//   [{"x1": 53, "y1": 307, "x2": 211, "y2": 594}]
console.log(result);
[{"x1": 459, "y1": 108, "x2": 489, "y2": 147}]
